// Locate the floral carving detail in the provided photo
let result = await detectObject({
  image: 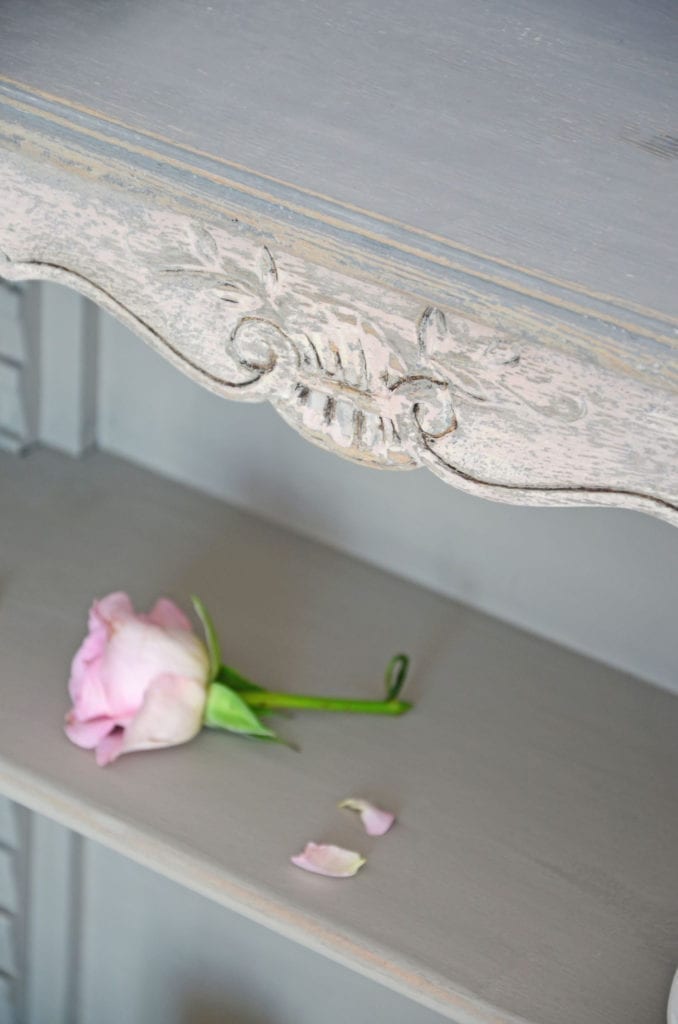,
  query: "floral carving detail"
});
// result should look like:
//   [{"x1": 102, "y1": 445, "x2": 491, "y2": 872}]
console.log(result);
[
  {"x1": 159, "y1": 227, "x2": 586, "y2": 468},
  {"x1": 163, "y1": 229, "x2": 458, "y2": 466},
  {"x1": 417, "y1": 305, "x2": 586, "y2": 426},
  {"x1": 2, "y1": 221, "x2": 587, "y2": 473}
]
